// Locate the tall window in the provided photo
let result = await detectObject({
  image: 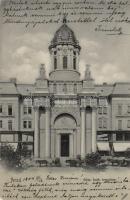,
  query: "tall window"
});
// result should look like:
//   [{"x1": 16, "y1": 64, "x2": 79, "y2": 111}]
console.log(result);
[
  {"x1": 63, "y1": 56, "x2": 67, "y2": 69},
  {"x1": 23, "y1": 121, "x2": 27, "y2": 129},
  {"x1": 99, "y1": 118, "x2": 102, "y2": 128},
  {"x1": 118, "y1": 105, "x2": 122, "y2": 115},
  {"x1": 0, "y1": 105, "x2": 2, "y2": 113},
  {"x1": 8, "y1": 105, "x2": 12, "y2": 116},
  {"x1": 103, "y1": 118, "x2": 107, "y2": 128},
  {"x1": 8, "y1": 120, "x2": 12, "y2": 131},
  {"x1": 54, "y1": 57, "x2": 57, "y2": 70},
  {"x1": 98, "y1": 107, "x2": 102, "y2": 114},
  {"x1": 103, "y1": 107, "x2": 107, "y2": 114},
  {"x1": 28, "y1": 107, "x2": 32, "y2": 114},
  {"x1": 127, "y1": 120, "x2": 130, "y2": 128},
  {"x1": 23, "y1": 106, "x2": 28, "y2": 114},
  {"x1": 128, "y1": 105, "x2": 130, "y2": 113},
  {"x1": 0, "y1": 120, "x2": 2, "y2": 128},
  {"x1": 73, "y1": 58, "x2": 76, "y2": 70},
  {"x1": 118, "y1": 120, "x2": 122, "y2": 130},
  {"x1": 28, "y1": 121, "x2": 32, "y2": 129}
]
